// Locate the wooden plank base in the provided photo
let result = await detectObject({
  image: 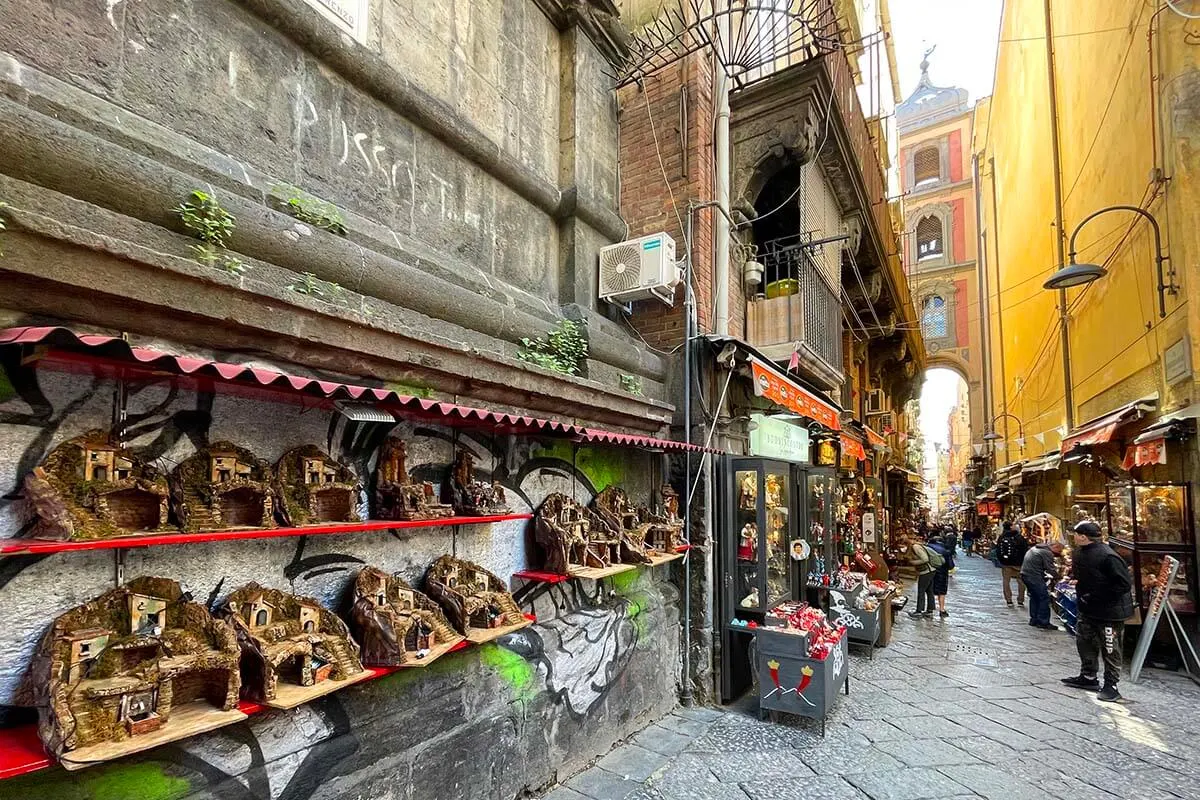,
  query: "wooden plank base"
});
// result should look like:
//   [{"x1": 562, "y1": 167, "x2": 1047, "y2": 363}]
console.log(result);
[
  {"x1": 265, "y1": 668, "x2": 375, "y2": 710},
  {"x1": 59, "y1": 703, "x2": 248, "y2": 771},
  {"x1": 645, "y1": 552, "x2": 685, "y2": 567},
  {"x1": 567, "y1": 563, "x2": 637, "y2": 580},
  {"x1": 394, "y1": 636, "x2": 467, "y2": 667},
  {"x1": 465, "y1": 618, "x2": 533, "y2": 644}
]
